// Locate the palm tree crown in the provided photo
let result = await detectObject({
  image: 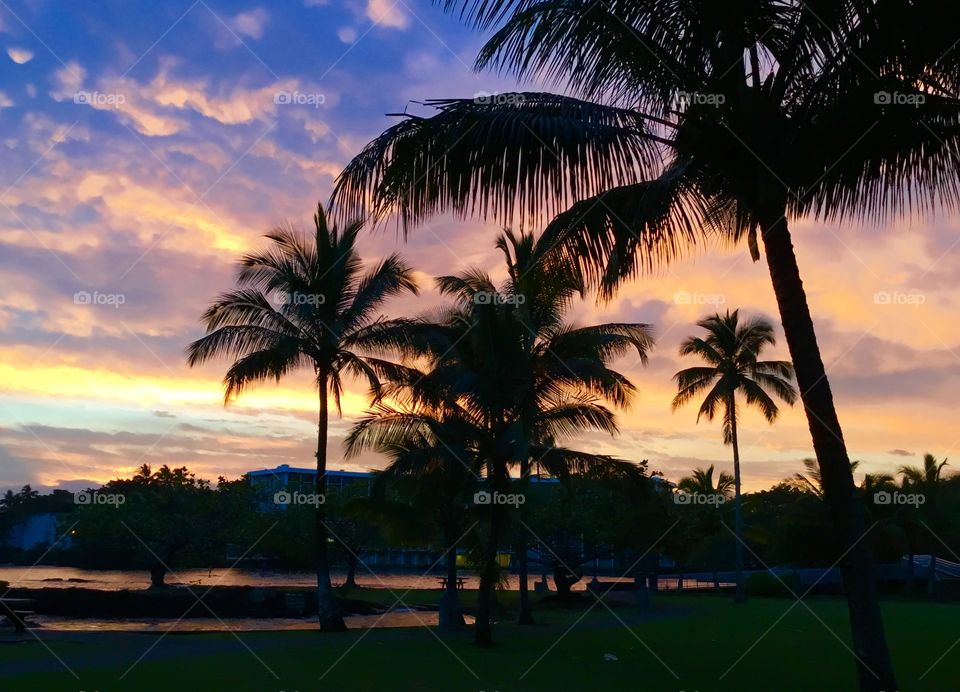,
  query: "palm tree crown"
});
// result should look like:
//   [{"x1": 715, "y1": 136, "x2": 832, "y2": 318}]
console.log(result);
[
  {"x1": 898, "y1": 454, "x2": 950, "y2": 489},
  {"x1": 410, "y1": 228, "x2": 655, "y2": 463},
  {"x1": 186, "y1": 205, "x2": 418, "y2": 403},
  {"x1": 678, "y1": 465, "x2": 734, "y2": 499},
  {"x1": 672, "y1": 310, "x2": 796, "y2": 438},
  {"x1": 333, "y1": 3, "x2": 960, "y2": 288}
]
